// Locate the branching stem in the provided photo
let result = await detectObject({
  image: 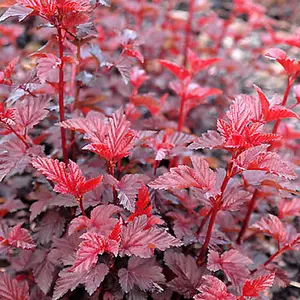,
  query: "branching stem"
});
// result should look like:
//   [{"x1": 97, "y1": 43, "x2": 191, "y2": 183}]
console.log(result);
[
  {"x1": 197, "y1": 160, "x2": 235, "y2": 265},
  {"x1": 237, "y1": 75, "x2": 294, "y2": 243}
]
